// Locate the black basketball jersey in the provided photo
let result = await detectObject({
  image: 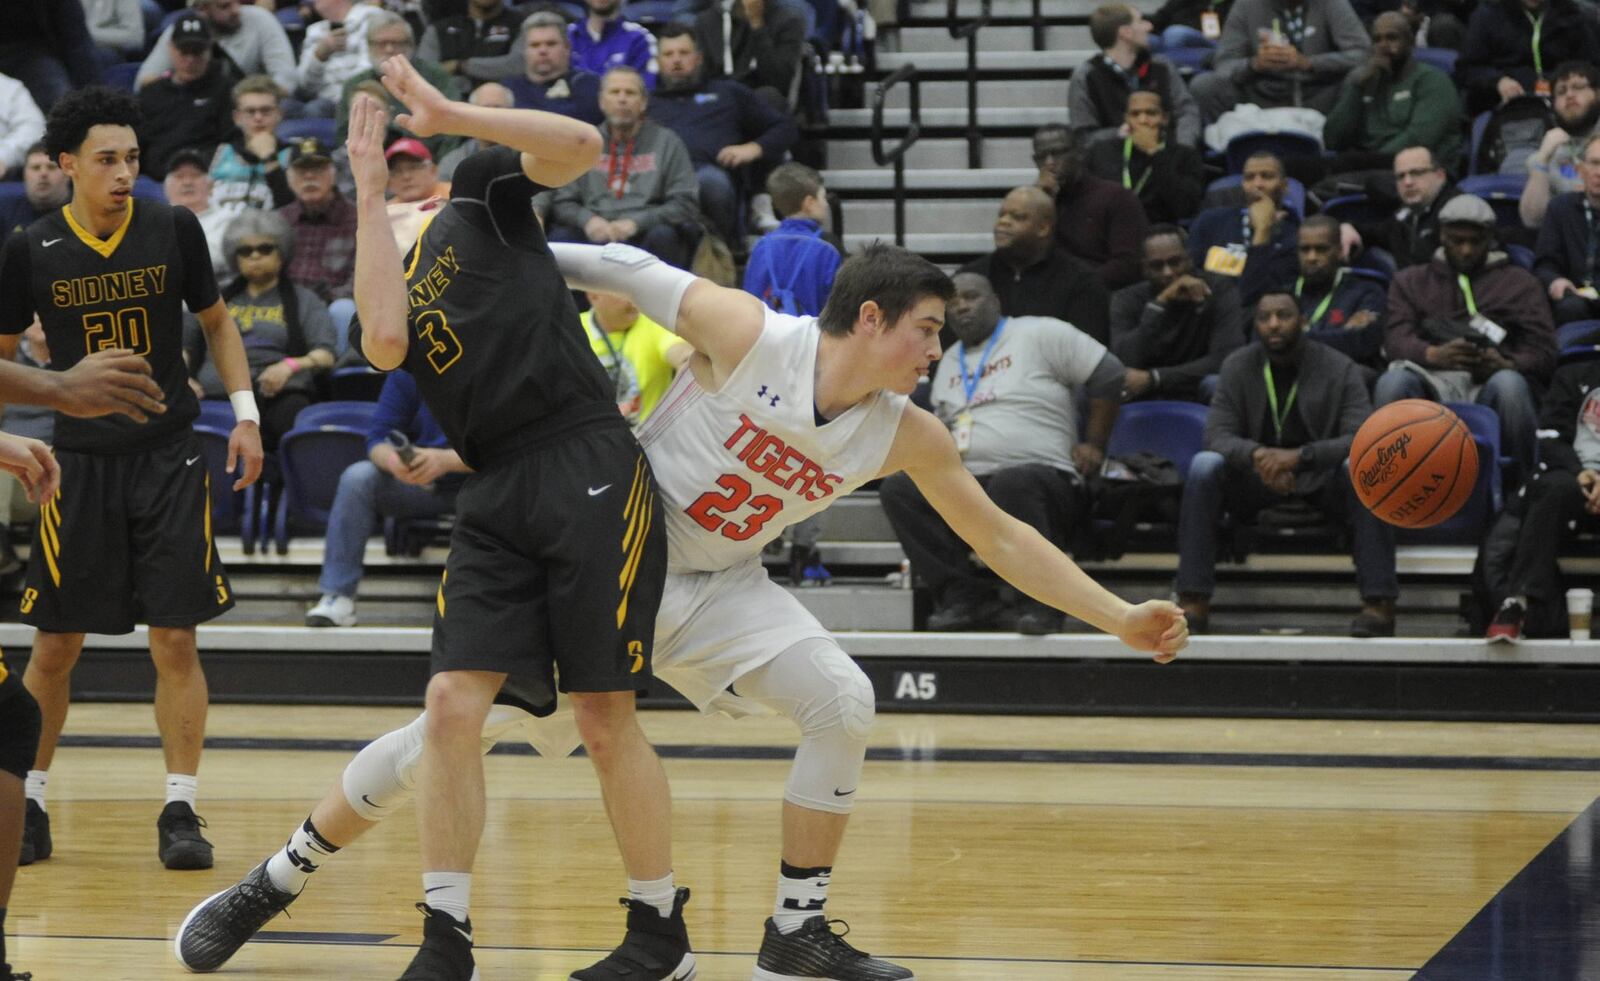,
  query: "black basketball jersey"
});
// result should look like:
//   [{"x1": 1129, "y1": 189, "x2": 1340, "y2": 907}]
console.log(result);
[
  {"x1": 0, "y1": 201, "x2": 217, "y2": 453},
  {"x1": 398, "y1": 147, "x2": 617, "y2": 469}
]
